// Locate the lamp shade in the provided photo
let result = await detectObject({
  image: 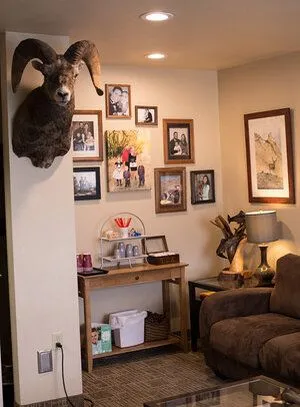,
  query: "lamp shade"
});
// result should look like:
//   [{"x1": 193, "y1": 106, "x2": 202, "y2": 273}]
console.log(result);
[{"x1": 245, "y1": 210, "x2": 277, "y2": 244}]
